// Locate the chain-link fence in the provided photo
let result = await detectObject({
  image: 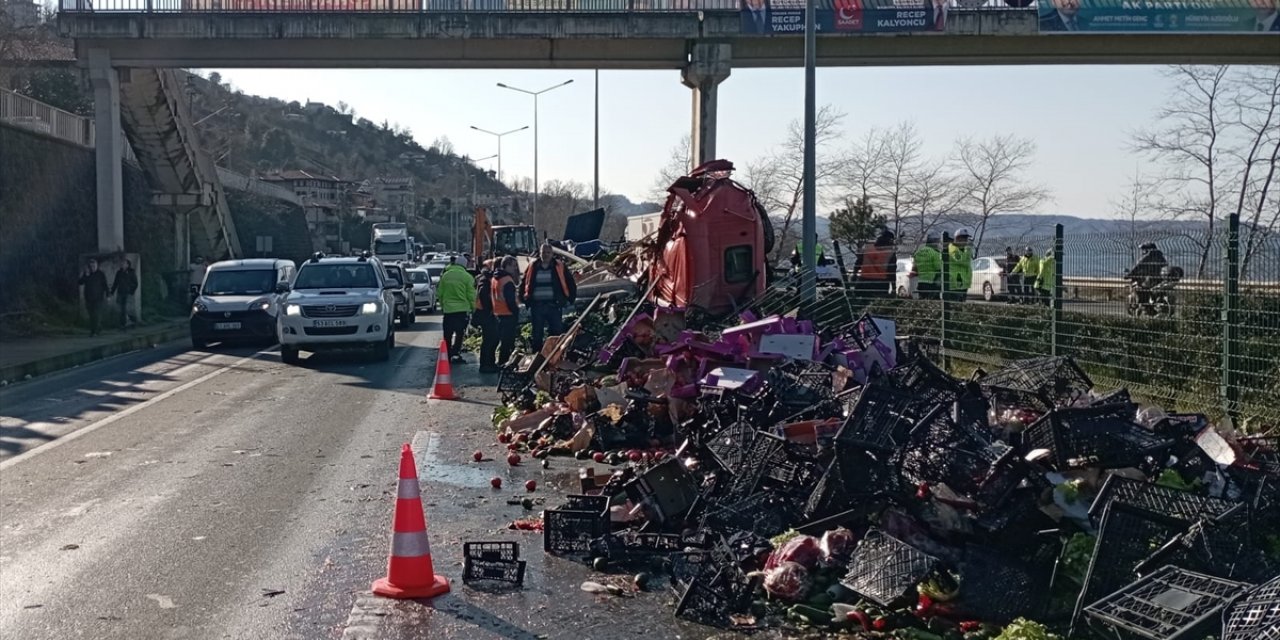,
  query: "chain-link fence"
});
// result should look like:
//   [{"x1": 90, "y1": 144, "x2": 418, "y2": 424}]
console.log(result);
[{"x1": 843, "y1": 214, "x2": 1280, "y2": 430}]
